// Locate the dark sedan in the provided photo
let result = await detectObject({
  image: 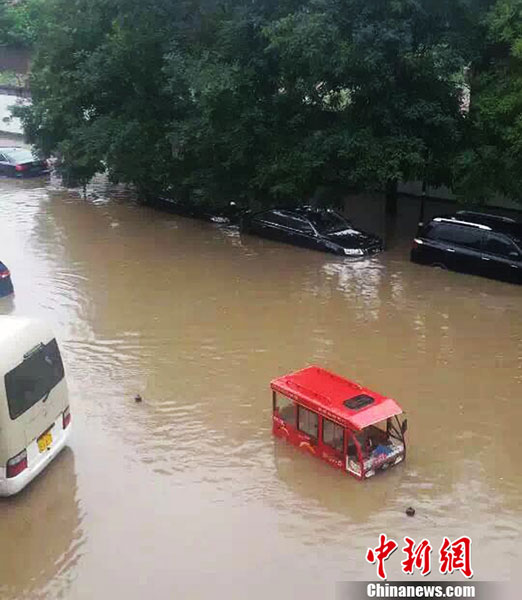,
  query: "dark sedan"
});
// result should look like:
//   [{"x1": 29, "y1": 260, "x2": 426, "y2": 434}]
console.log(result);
[
  {"x1": 0, "y1": 261, "x2": 14, "y2": 297},
  {"x1": 0, "y1": 147, "x2": 50, "y2": 178},
  {"x1": 241, "y1": 208, "x2": 383, "y2": 257}
]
